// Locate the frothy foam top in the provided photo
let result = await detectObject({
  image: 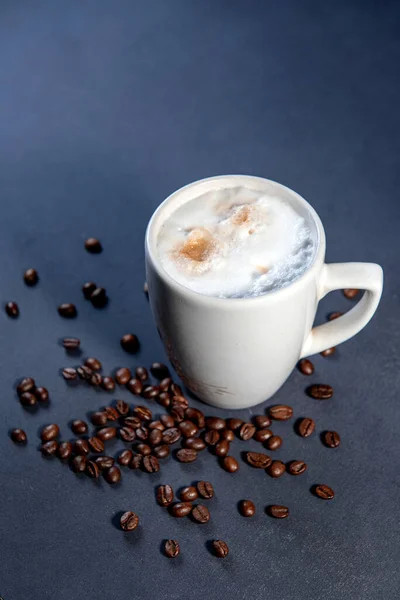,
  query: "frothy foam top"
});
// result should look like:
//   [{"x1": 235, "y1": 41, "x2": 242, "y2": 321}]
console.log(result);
[{"x1": 157, "y1": 186, "x2": 316, "y2": 298}]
